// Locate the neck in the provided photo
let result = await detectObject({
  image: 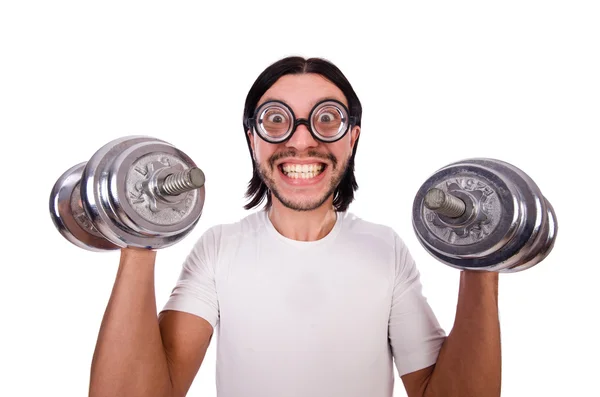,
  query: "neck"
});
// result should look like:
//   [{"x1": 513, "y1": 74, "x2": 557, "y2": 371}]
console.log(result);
[{"x1": 268, "y1": 198, "x2": 338, "y2": 241}]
